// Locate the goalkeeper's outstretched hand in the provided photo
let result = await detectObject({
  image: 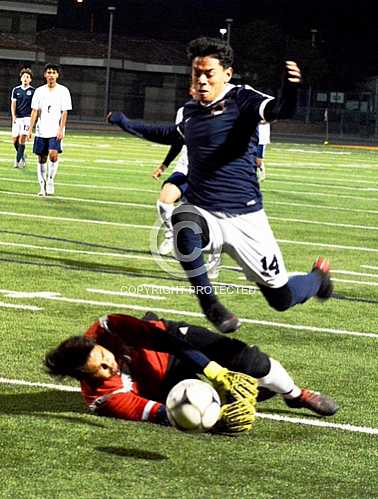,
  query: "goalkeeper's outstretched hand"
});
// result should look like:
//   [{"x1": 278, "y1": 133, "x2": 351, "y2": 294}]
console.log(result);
[
  {"x1": 215, "y1": 399, "x2": 256, "y2": 433},
  {"x1": 203, "y1": 361, "x2": 258, "y2": 404}
]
